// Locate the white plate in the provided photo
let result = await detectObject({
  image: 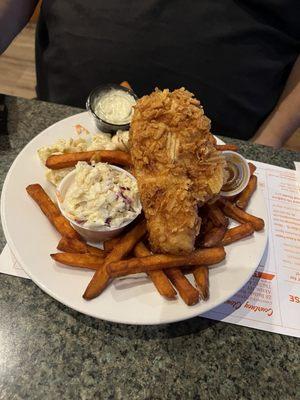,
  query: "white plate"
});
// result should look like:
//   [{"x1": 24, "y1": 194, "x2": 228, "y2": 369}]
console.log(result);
[{"x1": 1, "y1": 112, "x2": 268, "y2": 325}]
